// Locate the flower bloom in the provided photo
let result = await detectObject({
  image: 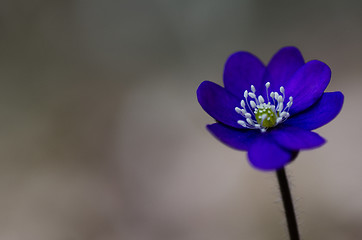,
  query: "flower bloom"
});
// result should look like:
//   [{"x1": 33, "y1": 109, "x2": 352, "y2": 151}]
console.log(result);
[{"x1": 197, "y1": 47, "x2": 344, "y2": 171}]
